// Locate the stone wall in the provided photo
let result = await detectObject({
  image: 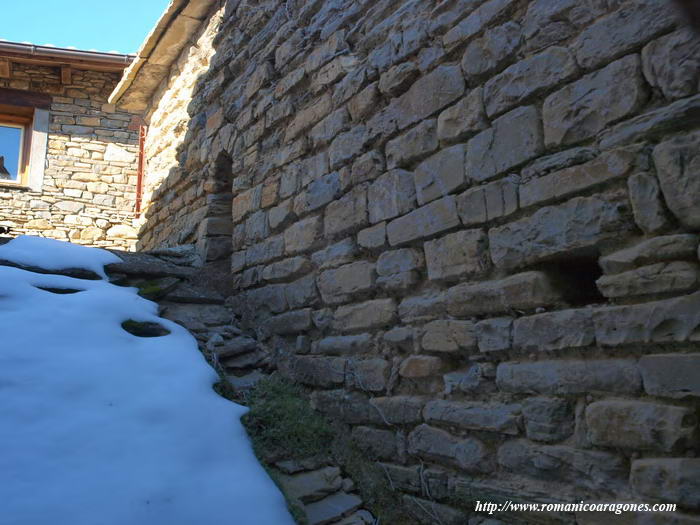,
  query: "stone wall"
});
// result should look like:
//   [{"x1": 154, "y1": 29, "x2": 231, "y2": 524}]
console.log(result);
[
  {"x1": 0, "y1": 62, "x2": 141, "y2": 249},
  {"x1": 139, "y1": 0, "x2": 700, "y2": 522}
]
